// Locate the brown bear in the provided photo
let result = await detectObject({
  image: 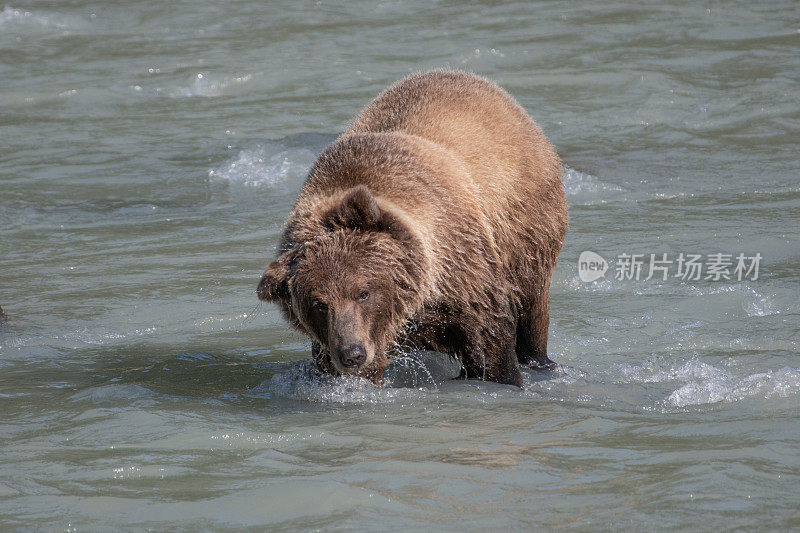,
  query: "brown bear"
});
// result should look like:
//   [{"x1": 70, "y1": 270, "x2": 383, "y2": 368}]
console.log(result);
[{"x1": 257, "y1": 70, "x2": 568, "y2": 387}]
